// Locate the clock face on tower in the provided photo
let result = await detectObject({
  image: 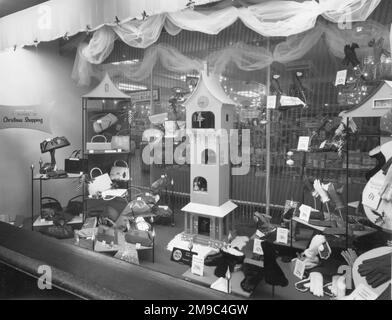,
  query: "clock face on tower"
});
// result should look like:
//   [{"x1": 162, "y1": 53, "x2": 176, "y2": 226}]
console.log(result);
[{"x1": 197, "y1": 96, "x2": 209, "y2": 108}]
